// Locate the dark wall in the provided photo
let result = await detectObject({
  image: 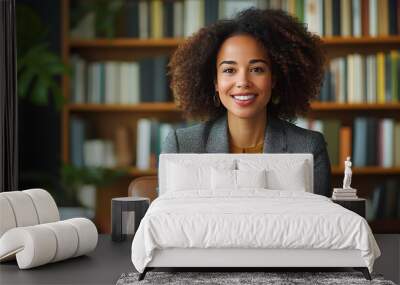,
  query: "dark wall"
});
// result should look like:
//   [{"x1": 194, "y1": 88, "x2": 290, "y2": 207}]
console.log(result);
[{"x1": 17, "y1": 0, "x2": 63, "y2": 202}]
